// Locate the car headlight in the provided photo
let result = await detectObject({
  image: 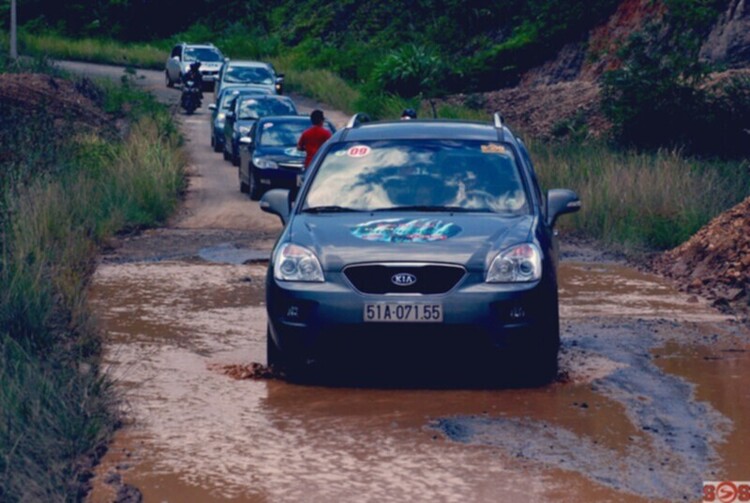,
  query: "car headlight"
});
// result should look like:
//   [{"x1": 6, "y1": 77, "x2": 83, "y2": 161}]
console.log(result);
[
  {"x1": 239, "y1": 125, "x2": 252, "y2": 135},
  {"x1": 217, "y1": 112, "x2": 226, "y2": 121},
  {"x1": 274, "y1": 243, "x2": 324, "y2": 282},
  {"x1": 253, "y1": 157, "x2": 278, "y2": 169},
  {"x1": 486, "y1": 243, "x2": 542, "y2": 283}
]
